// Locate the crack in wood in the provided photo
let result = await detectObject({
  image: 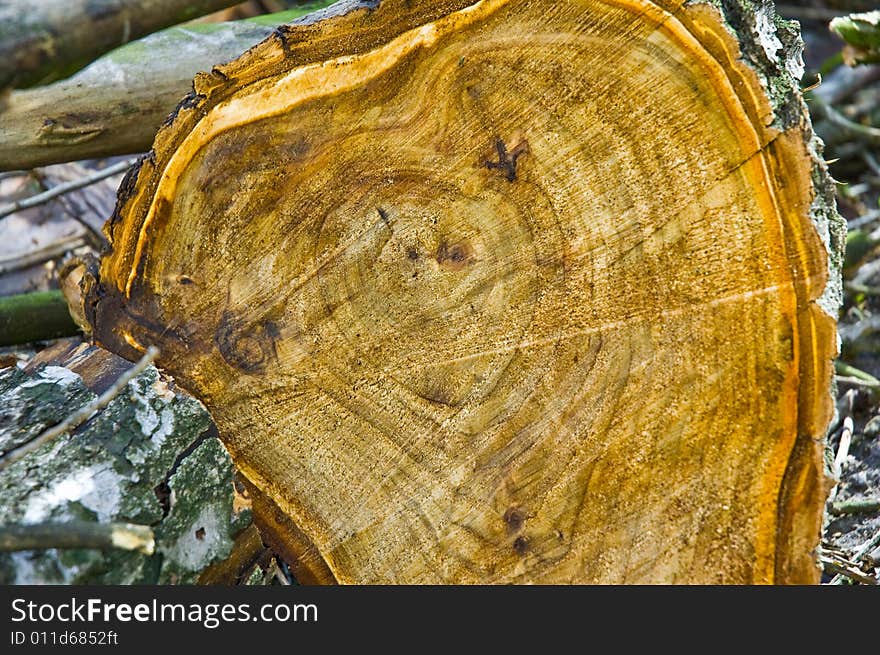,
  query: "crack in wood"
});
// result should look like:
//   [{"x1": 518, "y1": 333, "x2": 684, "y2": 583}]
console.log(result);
[{"x1": 485, "y1": 137, "x2": 529, "y2": 182}]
